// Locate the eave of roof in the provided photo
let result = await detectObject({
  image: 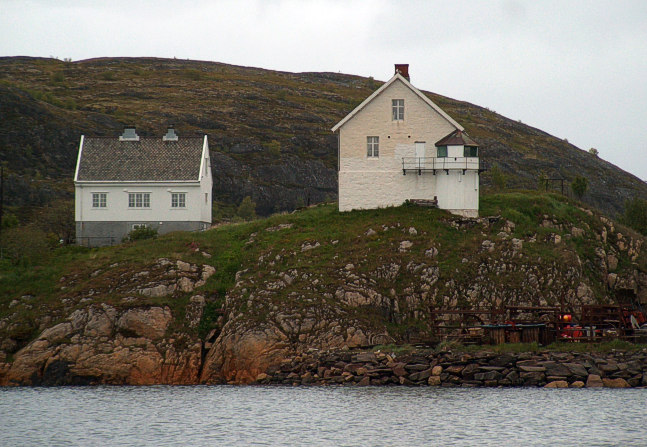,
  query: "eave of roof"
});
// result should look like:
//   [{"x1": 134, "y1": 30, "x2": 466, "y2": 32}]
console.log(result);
[{"x1": 331, "y1": 73, "x2": 464, "y2": 132}]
